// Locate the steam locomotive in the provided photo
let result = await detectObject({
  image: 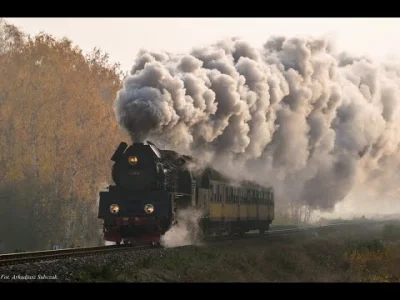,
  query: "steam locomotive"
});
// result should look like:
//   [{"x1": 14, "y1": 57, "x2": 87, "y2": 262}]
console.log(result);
[{"x1": 98, "y1": 141, "x2": 275, "y2": 246}]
